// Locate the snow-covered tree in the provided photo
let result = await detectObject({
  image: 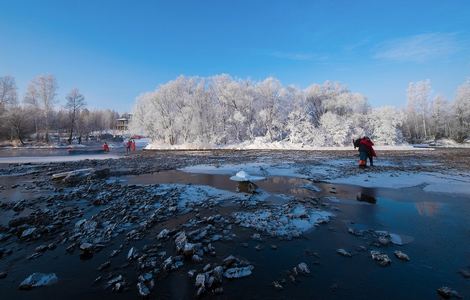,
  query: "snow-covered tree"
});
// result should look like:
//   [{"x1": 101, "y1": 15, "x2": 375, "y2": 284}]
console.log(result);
[
  {"x1": 369, "y1": 106, "x2": 404, "y2": 145},
  {"x1": 453, "y1": 79, "x2": 470, "y2": 142},
  {"x1": 405, "y1": 80, "x2": 431, "y2": 141}
]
